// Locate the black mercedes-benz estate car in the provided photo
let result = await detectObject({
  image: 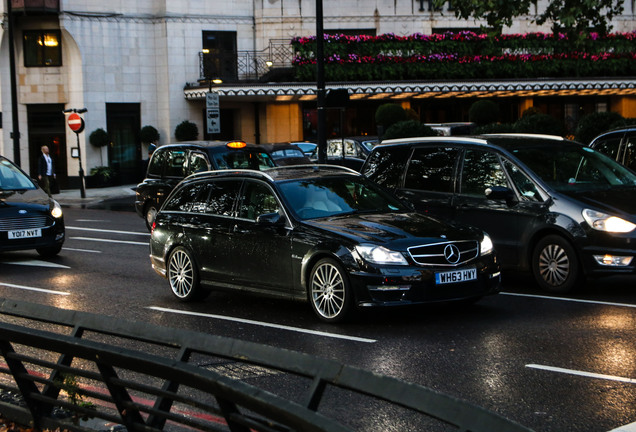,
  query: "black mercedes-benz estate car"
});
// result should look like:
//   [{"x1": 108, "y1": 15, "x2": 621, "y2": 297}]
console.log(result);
[
  {"x1": 362, "y1": 134, "x2": 636, "y2": 293},
  {"x1": 135, "y1": 140, "x2": 276, "y2": 230},
  {"x1": 0, "y1": 155, "x2": 64, "y2": 257},
  {"x1": 149, "y1": 165, "x2": 500, "y2": 322}
]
